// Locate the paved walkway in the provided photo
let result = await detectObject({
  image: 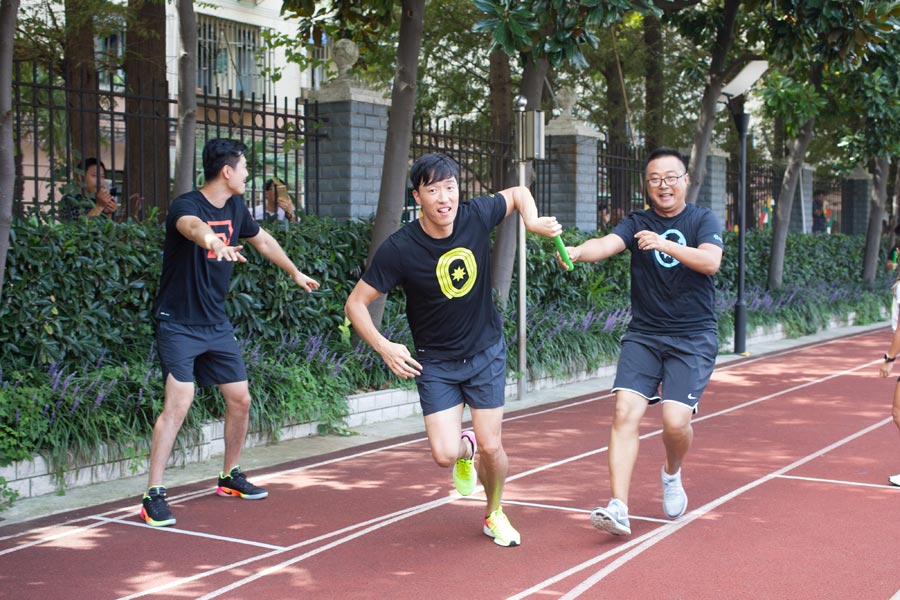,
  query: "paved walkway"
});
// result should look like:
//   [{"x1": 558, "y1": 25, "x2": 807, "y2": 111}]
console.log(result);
[{"x1": 0, "y1": 321, "x2": 888, "y2": 528}]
